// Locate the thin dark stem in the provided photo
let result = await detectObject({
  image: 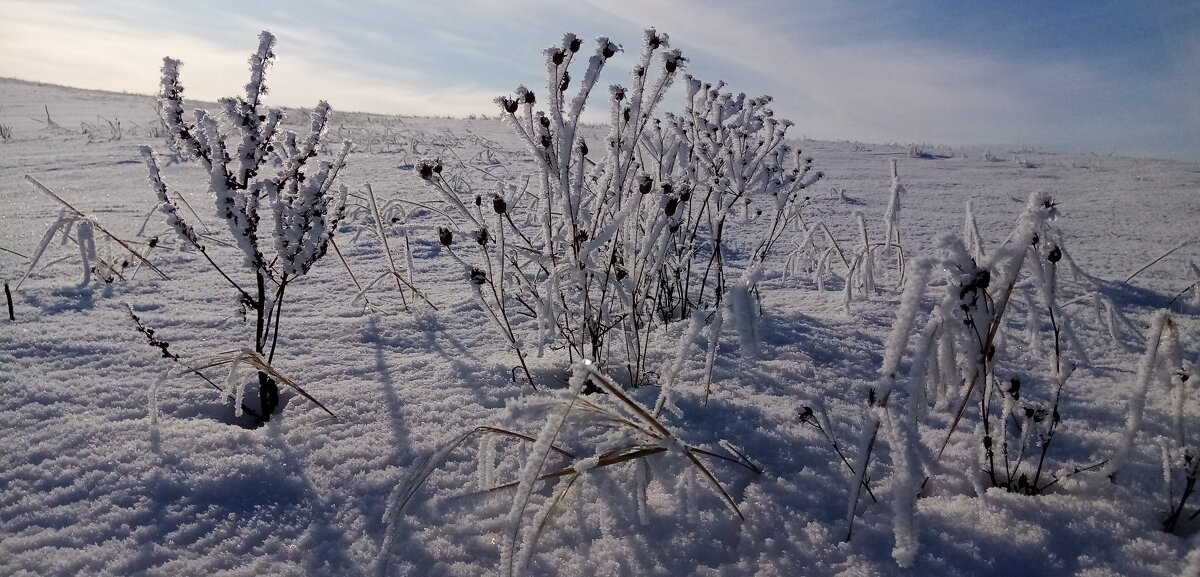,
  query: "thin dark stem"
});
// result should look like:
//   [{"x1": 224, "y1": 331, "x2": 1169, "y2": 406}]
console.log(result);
[
  {"x1": 255, "y1": 272, "x2": 267, "y2": 353},
  {"x1": 268, "y1": 276, "x2": 288, "y2": 364},
  {"x1": 4, "y1": 282, "x2": 13, "y2": 321},
  {"x1": 1165, "y1": 472, "x2": 1197, "y2": 533},
  {"x1": 804, "y1": 418, "x2": 878, "y2": 502}
]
